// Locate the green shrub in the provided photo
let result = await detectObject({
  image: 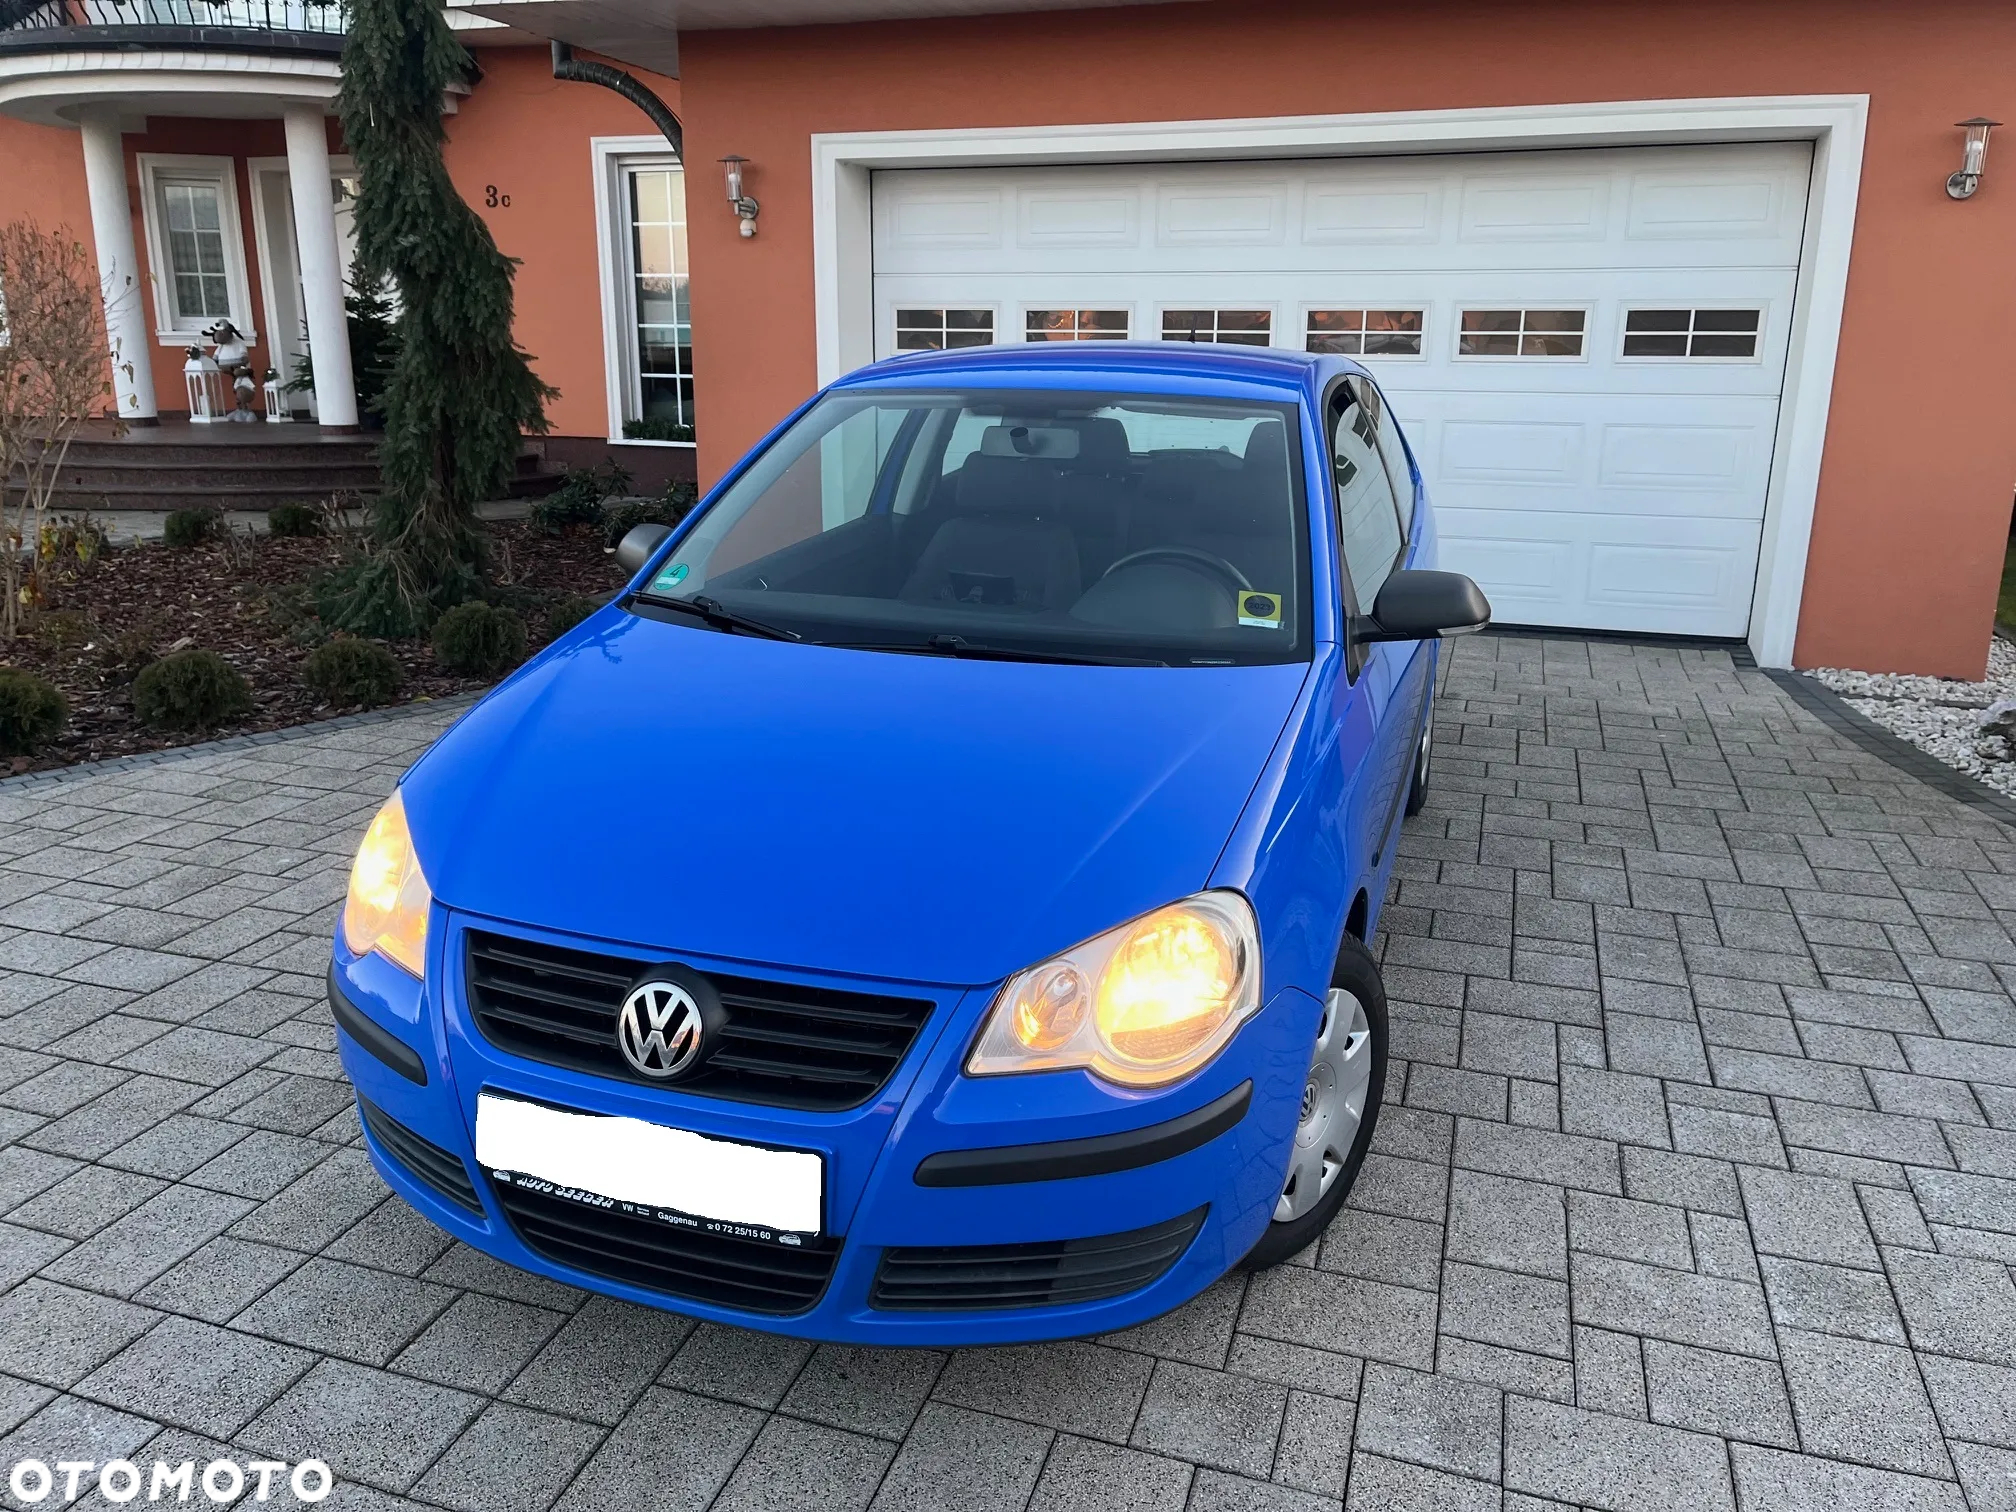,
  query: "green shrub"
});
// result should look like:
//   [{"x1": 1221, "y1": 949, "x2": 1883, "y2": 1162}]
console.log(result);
[
  {"x1": 600, "y1": 480, "x2": 698, "y2": 550},
  {"x1": 546, "y1": 594, "x2": 602, "y2": 639},
  {"x1": 532, "y1": 459, "x2": 634, "y2": 535},
  {"x1": 432, "y1": 601, "x2": 527, "y2": 678},
  {"x1": 0, "y1": 670, "x2": 67, "y2": 756},
  {"x1": 131, "y1": 649, "x2": 253, "y2": 731},
  {"x1": 621, "y1": 416, "x2": 695, "y2": 443},
  {"x1": 267, "y1": 502, "x2": 322, "y2": 538},
  {"x1": 302, "y1": 637, "x2": 401, "y2": 707},
  {"x1": 161, "y1": 507, "x2": 222, "y2": 549}
]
